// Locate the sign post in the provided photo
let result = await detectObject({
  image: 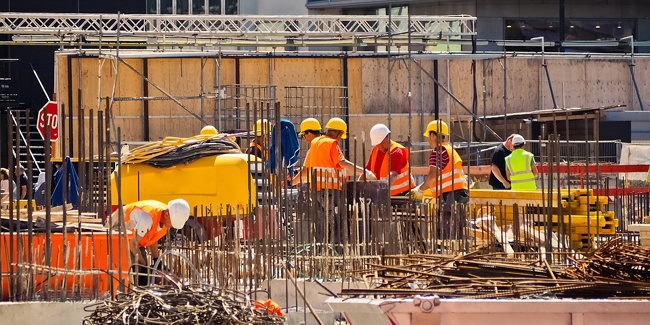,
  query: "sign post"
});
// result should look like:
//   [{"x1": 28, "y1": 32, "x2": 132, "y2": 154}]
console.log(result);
[{"x1": 37, "y1": 101, "x2": 59, "y2": 142}]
